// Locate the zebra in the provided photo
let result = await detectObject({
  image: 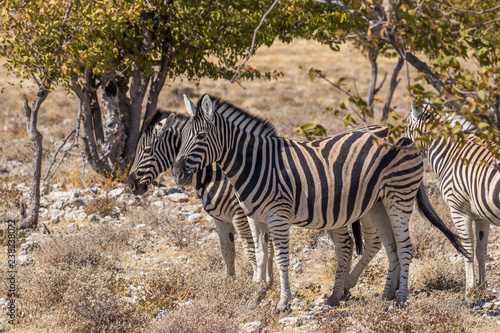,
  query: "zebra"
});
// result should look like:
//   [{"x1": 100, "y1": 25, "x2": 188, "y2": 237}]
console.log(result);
[
  {"x1": 128, "y1": 109, "x2": 369, "y2": 292},
  {"x1": 172, "y1": 94, "x2": 468, "y2": 310},
  {"x1": 406, "y1": 101, "x2": 499, "y2": 295},
  {"x1": 127, "y1": 110, "x2": 272, "y2": 280}
]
